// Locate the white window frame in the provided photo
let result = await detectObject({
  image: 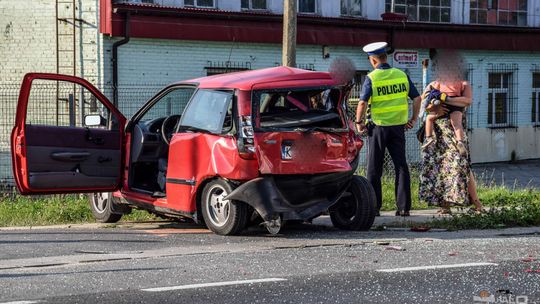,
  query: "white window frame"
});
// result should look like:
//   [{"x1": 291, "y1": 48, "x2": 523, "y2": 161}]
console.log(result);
[
  {"x1": 533, "y1": 73, "x2": 540, "y2": 126},
  {"x1": 183, "y1": 0, "x2": 215, "y2": 8},
  {"x1": 341, "y1": 0, "x2": 362, "y2": 17},
  {"x1": 385, "y1": 0, "x2": 451, "y2": 23},
  {"x1": 241, "y1": 0, "x2": 267, "y2": 10},
  {"x1": 487, "y1": 72, "x2": 512, "y2": 127},
  {"x1": 298, "y1": 0, "x2": 318, "y2": 14}
]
